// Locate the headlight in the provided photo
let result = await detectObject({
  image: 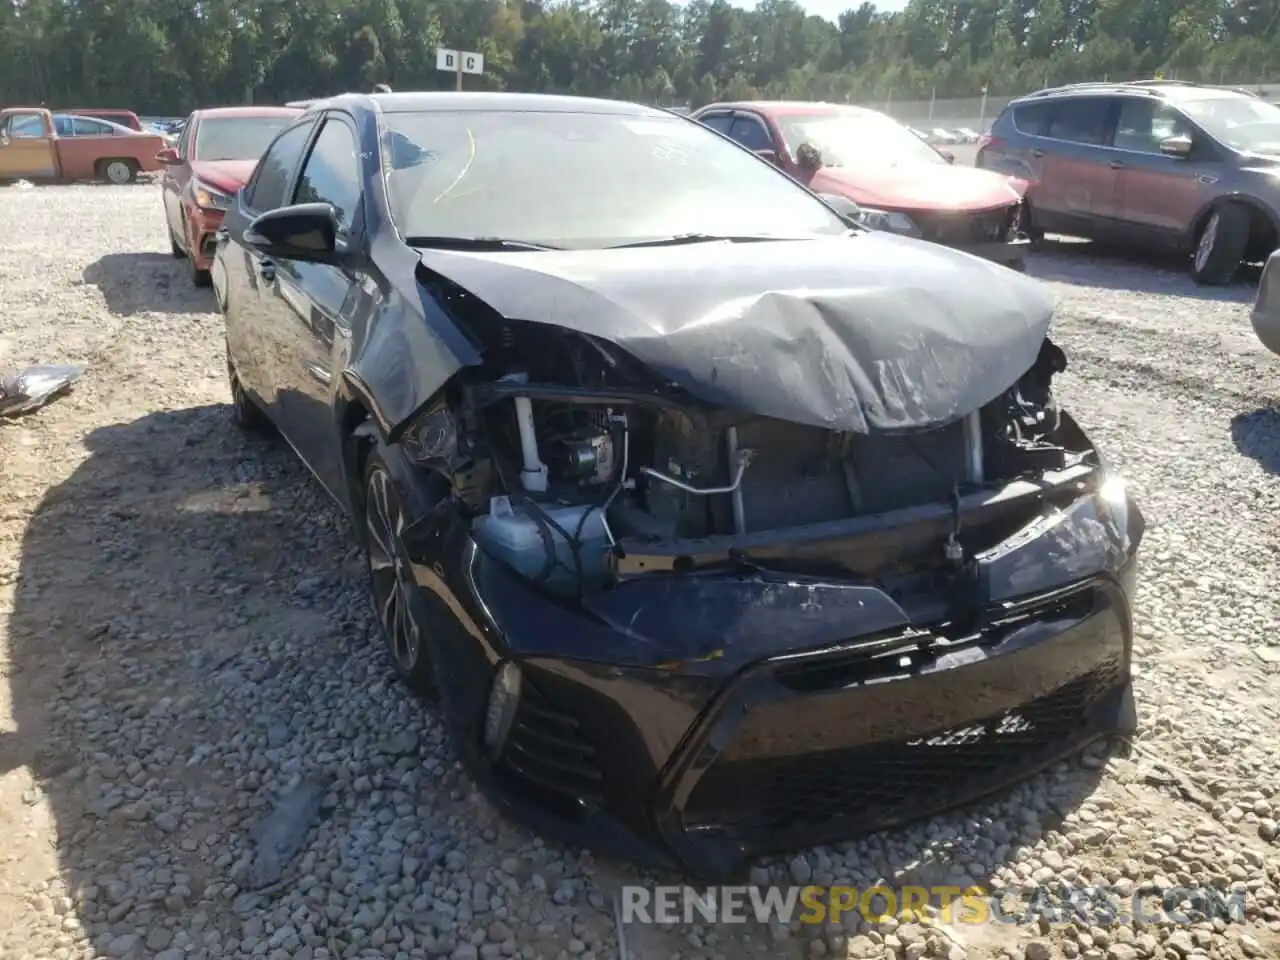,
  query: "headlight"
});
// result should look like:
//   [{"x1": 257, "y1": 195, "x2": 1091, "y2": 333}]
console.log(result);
[
  {"x1": 192, "y1": 179, "x2": 231, "y2": 212},
  {"x1": 856, "y1": 207, "x2": 922, "y2": 238}
]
